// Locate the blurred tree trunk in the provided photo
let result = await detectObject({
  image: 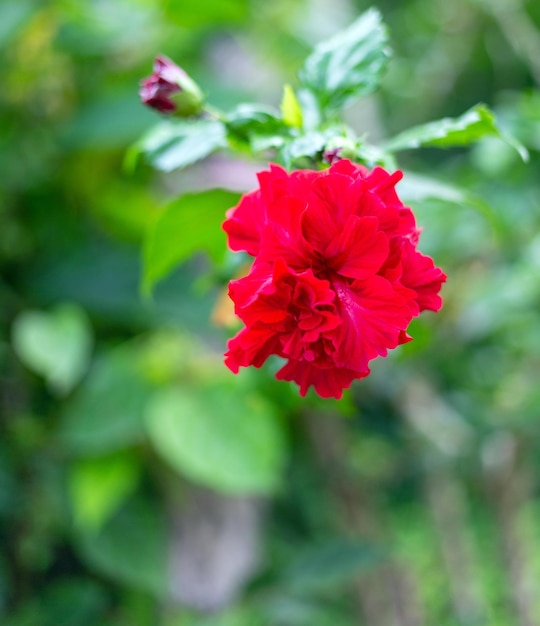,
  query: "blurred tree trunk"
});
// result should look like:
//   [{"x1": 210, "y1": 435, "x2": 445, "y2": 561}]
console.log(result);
[{"x1": 167, "y1": 483, "x2": 263, "y2": 612}]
